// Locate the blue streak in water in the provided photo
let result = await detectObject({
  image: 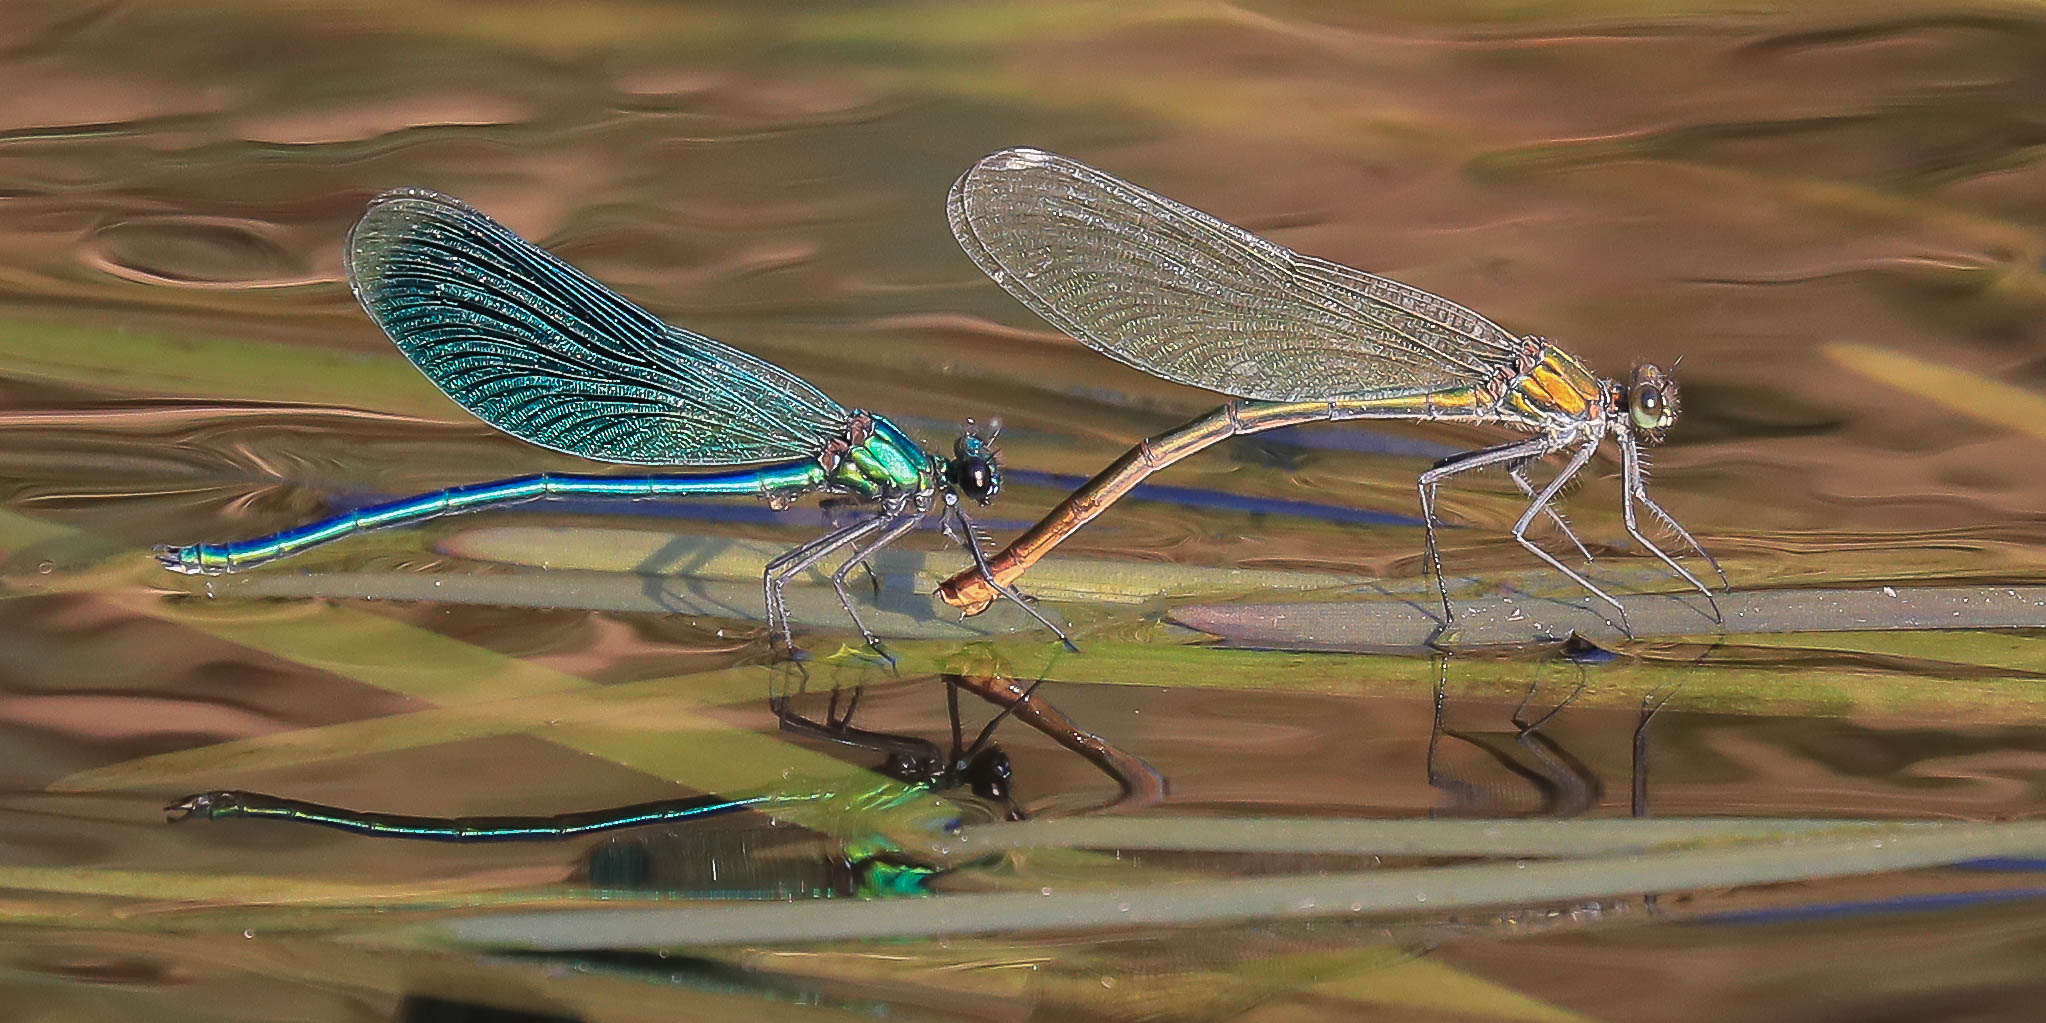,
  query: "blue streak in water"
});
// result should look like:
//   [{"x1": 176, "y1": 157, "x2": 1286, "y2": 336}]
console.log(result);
[
  {"x1": 1002, "y1": 469, "x2": 1424, "y2": 528},
  {"x1": 1955, "y1": 857, "x2": 2046, "y2": 872},
  {"x1": 1689, "y1": 885, "x2": 2046, "y2": 927}
]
